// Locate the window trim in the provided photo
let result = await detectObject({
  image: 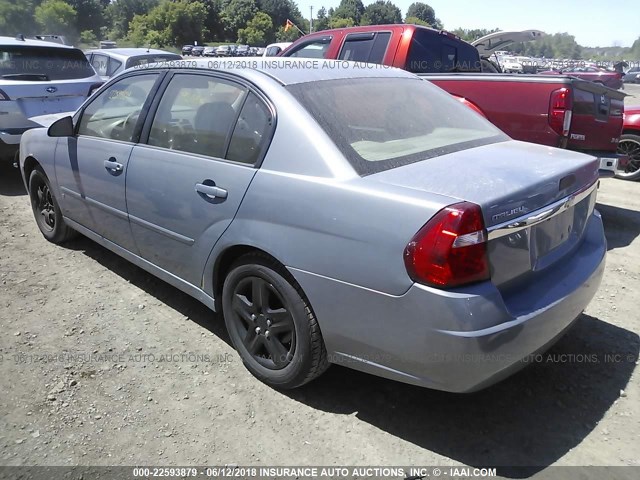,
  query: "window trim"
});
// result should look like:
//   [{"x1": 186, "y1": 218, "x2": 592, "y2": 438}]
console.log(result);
[
  {"x1": 138, "y1": 69, "x2": 277, "y2": 168},
  {"x1": 337, "y1": 31, "x2": 392, "y2": 64},
  {"x1": 74, "y1": 70, "x2": 166, "y2": 143}
]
